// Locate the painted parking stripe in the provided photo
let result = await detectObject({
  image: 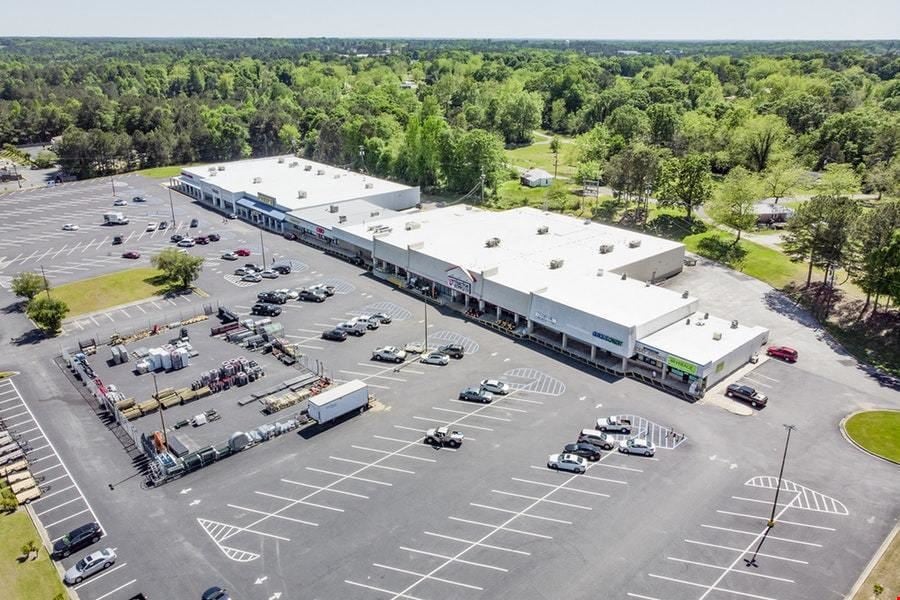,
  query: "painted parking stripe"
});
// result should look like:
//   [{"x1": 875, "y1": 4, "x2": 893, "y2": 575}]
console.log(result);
[
  {"x1": 36, "y1": 496, "x2": 82, "y2": 517},
  {"x1": 491, "y1": 489, "x2": 592, "y2": 510},
  {"x1": 373, "y1": 563, "x2": 483, "y2": 591},
  {"x1": 423, "y1": 531, "x2": 531, "y2": 555},
  {"x1": 254, "y1": 490, "x2": 343, "y2": 514},
  {"x1": 666, "y1": 556, "x2": 795, "y2": 583},
  {"x1": 646, "y1": 574, "x2": 779, "y2": 600},
  {"x1": 412, "y1": 415, "x2": 493, "y2": 431},
  {"x1": 470, "y1": 502, "x2": 573, "y2": 524},
  {"x1": 399, "y1": 547, "x2": 508, "y2": 572},
  {"x1": 330, "y1": 456, "x2": 414, "y2": 474},
  {"x1": 344, "y1": 581, "x2": 425, "y2": 600},
  {"x1": 716, "y1": 510, "x2": 835, "y2": 530},
  {"x1": 684, "y1": 539, "x2": 808, "y2": 564},
  {"x1": 71, "y1": 563, "x2": 129, "y2": 590},
  {"x1": 510, "y1": 477, "x2": 610, "y2": 497},
  {"x1": 352, "y1": 445, "x2": 436, "y2": 463},
  {"x1": 227, "y1": 503, "x2": 319, "y2": 527},
  {"x1": 339, "y1": 369, "x2": 406, "y2": 382},
  {"x1": 32, "y1": 484, "x2": 75, "y2": 502},
  {"x1": 280, "y1": 478, "x2": 369, "y2": 499},
  {"x1": 700, "y1": 524, "x2": 822, "y2": 547},
  {"x1": 448, "y1": 516, "x2": 552, "y2": 539},
  {"x1": 529, "y1": 465, "x2": 627, "y2": 484},
  {"x1": 431, "y1": 407, "x2": 510, "y2": 422},
  {"x1": 43, "y1": 508, "x2": 91, "y2": 529},
  {"x1": 93, "y1": 579, "x2": 138, "y2": 600},
  {"x1": 305, "y1": 467, "x2": 392, "y2": 487}
]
